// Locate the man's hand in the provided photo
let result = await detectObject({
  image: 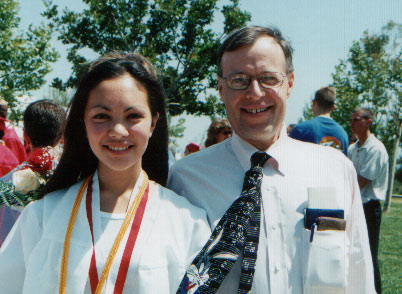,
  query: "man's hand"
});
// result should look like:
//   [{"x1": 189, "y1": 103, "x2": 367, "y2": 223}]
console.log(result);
[{"x1": 357, "y1": 175, "x2": 370, "y2": 189}]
